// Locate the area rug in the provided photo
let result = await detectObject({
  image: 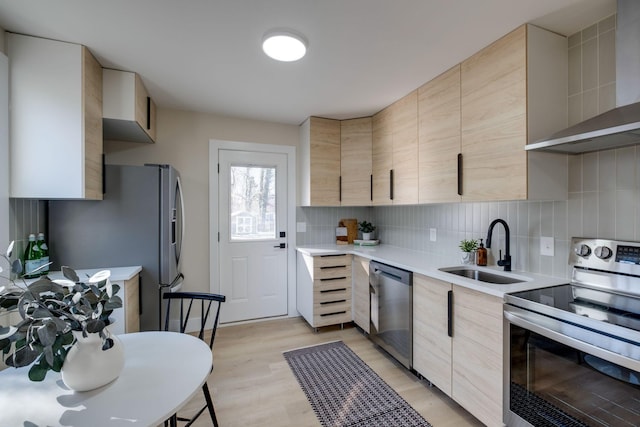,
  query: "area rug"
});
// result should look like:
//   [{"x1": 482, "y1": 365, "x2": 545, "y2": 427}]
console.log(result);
[{"x1": 283, "y1": 341, "x2": 432, "y2": 427}]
